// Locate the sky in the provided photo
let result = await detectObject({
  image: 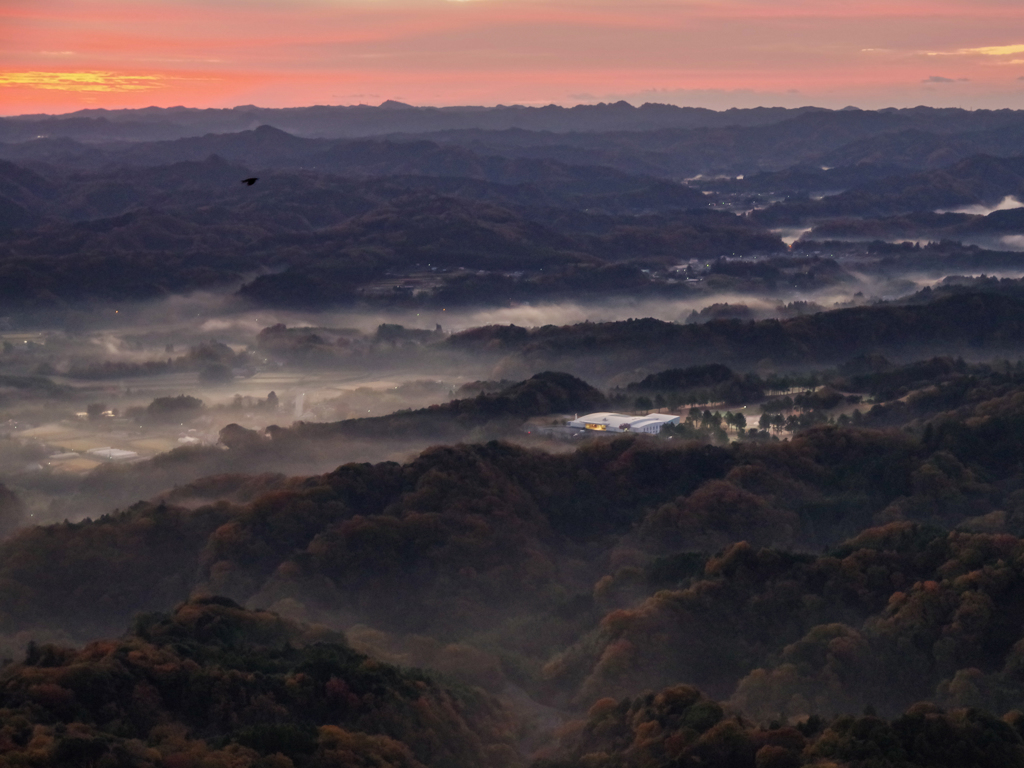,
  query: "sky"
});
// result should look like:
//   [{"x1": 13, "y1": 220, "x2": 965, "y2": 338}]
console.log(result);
[{"x1": 3, "y1": 0, "x2": 1024, "y2": 116}]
